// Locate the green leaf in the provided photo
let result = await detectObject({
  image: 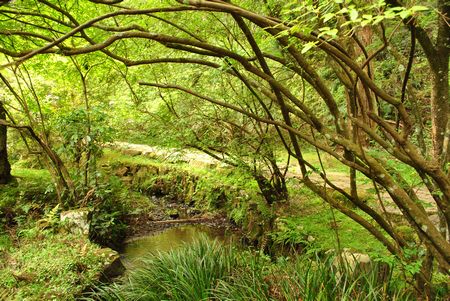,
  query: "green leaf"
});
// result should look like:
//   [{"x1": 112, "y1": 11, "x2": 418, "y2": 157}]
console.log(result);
[
  {"x1": 411, "y1": 5, "x2": 429, "y2": 12},
  {"x1": 384, "y1": 10, "x2": 397, "y2": 19},
  {"x1": 318, "y1": 28, "x2": 338, "y2": 39},
  {"x1": 323, "y1": 13, "x2": 335, "y2": 23},
  {"x1": 301, "y1": 41, "x2": 318, "y2": 54},
  {"x1": 349, "y1": 9, "x2": 359, "y2": 21},
  {"x1": 389, "y1": 7, "x2": 404, "y2": 12},
  {"x1": 399, "y1": 10, "x2": 412, "y2": 19},
  {"x1": 372, "y1": 15, "x2": 385, "y2": 25},
  {"x1": 340, "y1": 20, "x2": 354, "y2": 27}
]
